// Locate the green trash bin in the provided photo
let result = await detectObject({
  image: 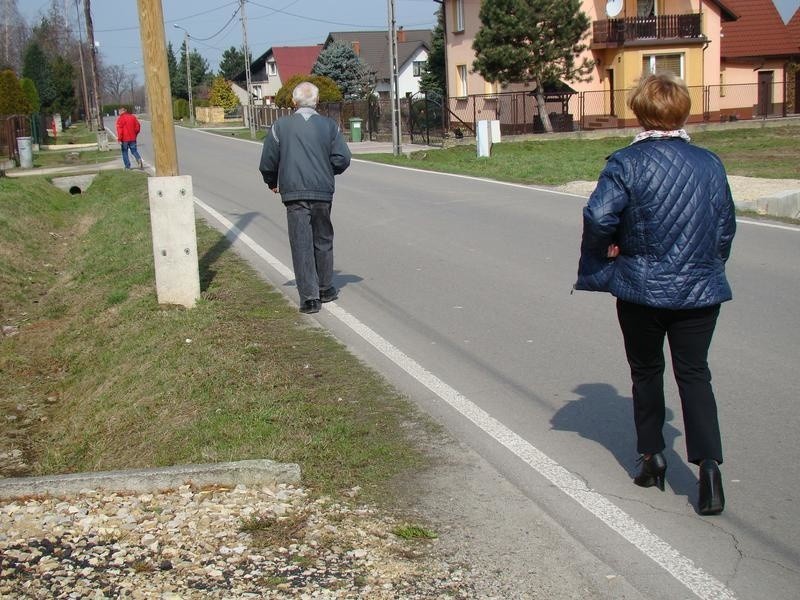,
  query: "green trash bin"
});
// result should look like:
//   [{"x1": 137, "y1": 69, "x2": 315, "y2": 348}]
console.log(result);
[{"x1": 348, "y1": 117, "x2": 363, "y2": 142}]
